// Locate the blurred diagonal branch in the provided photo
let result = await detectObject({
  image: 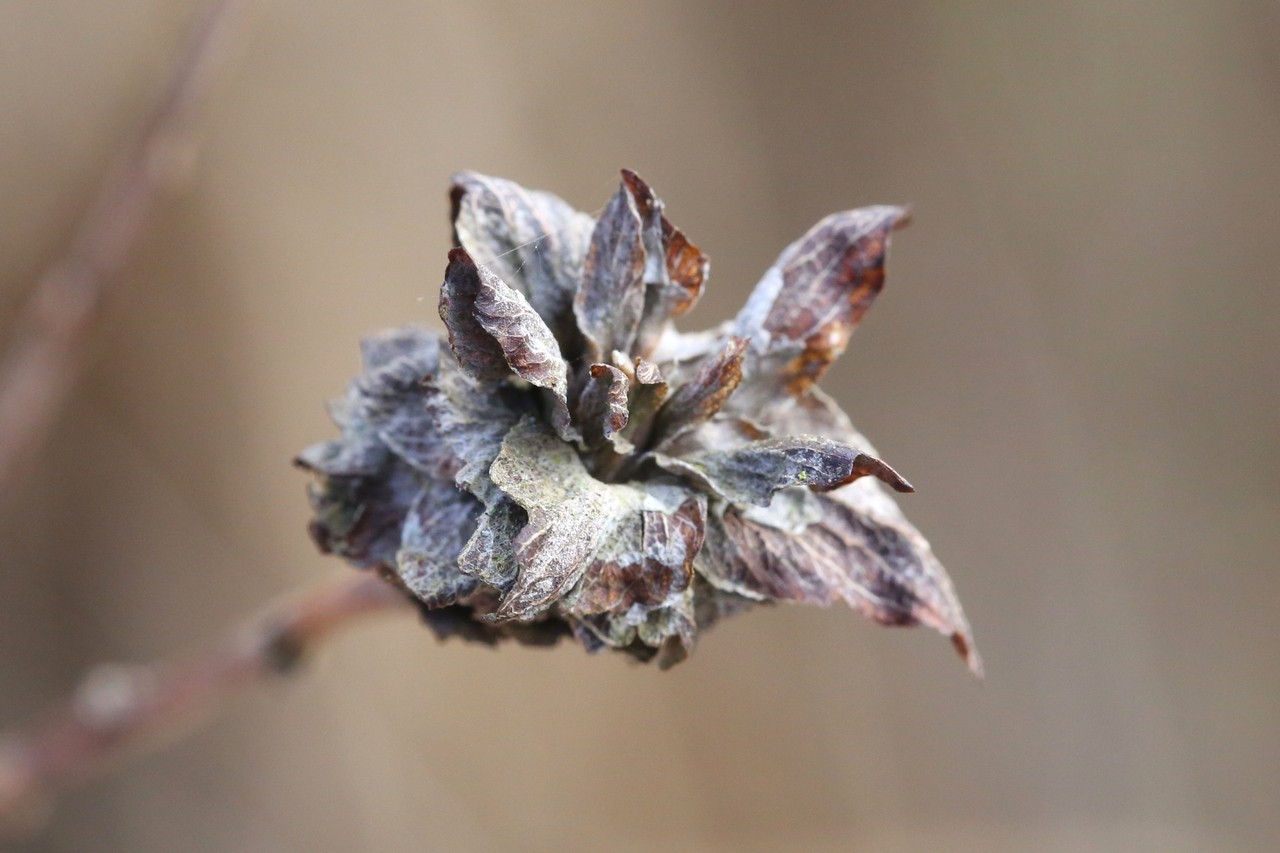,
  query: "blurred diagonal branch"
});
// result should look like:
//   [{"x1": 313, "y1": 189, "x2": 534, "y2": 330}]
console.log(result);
[
  {"x1": 0, "y1": 0, "x2": 252, "y2": 493},
  {"x1": 0, "y1": 572, "x2": 412, "y2": 835}
]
